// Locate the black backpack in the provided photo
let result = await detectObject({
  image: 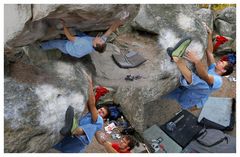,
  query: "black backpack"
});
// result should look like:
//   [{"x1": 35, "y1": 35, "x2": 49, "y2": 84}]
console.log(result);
[
  {"x1": 97, "y1": 102, "x2": 123, "y2": 121},
  {"x1": 182, "y1": 128, "x2": 236, "y2": 153}
]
